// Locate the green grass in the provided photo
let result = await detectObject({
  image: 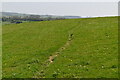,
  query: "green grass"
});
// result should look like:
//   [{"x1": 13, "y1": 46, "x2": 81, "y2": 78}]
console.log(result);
[
  {"x1": 0, "y1": 21, "x2": 2, "y2": 79},
  {"x1": 2, "y1": 21, "x2": 29, "y2": 25},
  {"x1": 2, "y1": 17, "x2": 118, "y2": 78},
  {"x1": 2, "y1": 21, "x2": 12, "y2": 25}
]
